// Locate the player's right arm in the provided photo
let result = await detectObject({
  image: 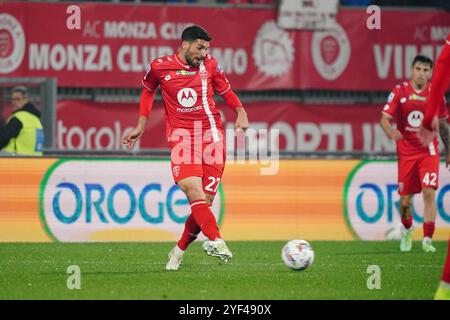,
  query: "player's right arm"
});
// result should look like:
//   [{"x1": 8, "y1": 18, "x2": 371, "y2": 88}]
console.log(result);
[
  {"x1": 122, "y1": 61, "x2": 160, "y2": 150},
  {"x1": 380, "y1": 87, "x2": 403, "y2": 141}
]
